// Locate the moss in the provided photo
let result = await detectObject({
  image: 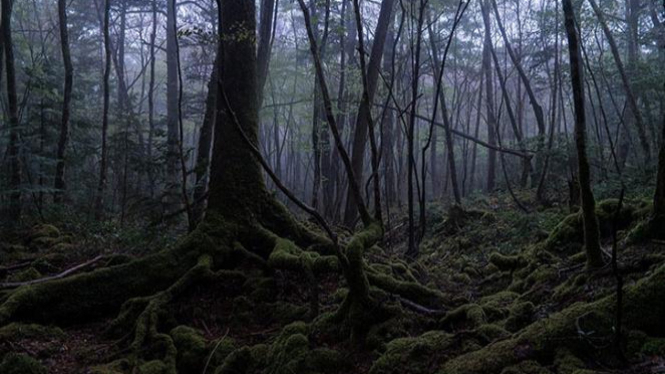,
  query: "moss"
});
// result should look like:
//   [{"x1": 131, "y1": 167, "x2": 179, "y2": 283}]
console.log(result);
[
  {"x1": 136, "y1": 360, "x2": 168, "y2": 374},
  {"x1": 7, "y1": 267, "x2": 42, "y2": 282},
  {"x1": 0, "y1": 322, "x2": 64, "y2": 340},
  {"x1": 504, "y1": 302, "x2": 535, "y2": 332},
  {"x1": 0, "y1": 227, "x2": 220, "y2": 325},
  {"x1": 553, "y1": 274, "x2": 587, "y2": 301},
  {"x1": 523, "y1": 266, "x2": 557, "y2": 289},
  {"x1": 89, "y1": 359, "x2": 131, "y2": 374},
  {"x1": 440, "y1": 264, "x2": 665, "y2": 374},
  {"x1": 369, "y1": 331, "x2": 454, "y2": 374},
  {"x1": 554, "y1": 348, "x2": 585, "y2": 374},
  {"x1": 641, "y1": 337, "x2": 665, "y2": 356},
  {"x1": 0, "y1": 353, "x2": 47, "y2": 374},
  {"x1": 170, "y1": 326, "x2": 234, "y2": 374},
  {"x1": 451, "y1": 273, "x2": 472, "y2": 284},
  {"x1": 544, "y1": 213, "x2": 583, "y2": 253},
  {"x1": 441, "y1": 304, "x2": 486, "y2": 330},
  {"x1": 500, "y1": 360, "x2": 552, "y2": 374},
  {"x1": 476, "y1": 323, "x2": 510, "y2": 344},
  {"x1": 489, "y1": 253, "x2": 527, "y2": 272},
  {"x1": 27, "y1": 224, "x2": 60, "y2": 241}
]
